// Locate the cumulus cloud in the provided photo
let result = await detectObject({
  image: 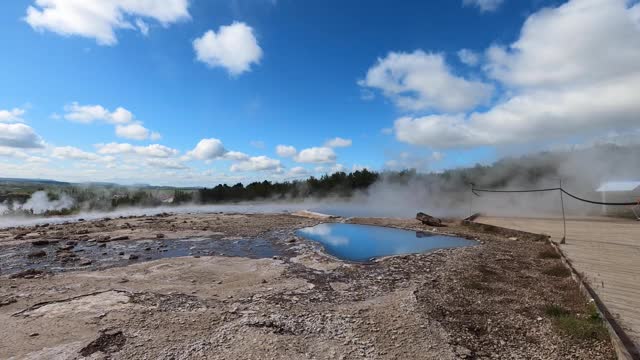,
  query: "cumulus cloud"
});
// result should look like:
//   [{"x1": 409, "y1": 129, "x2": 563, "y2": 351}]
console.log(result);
[
  {"x1": 463, "y1": 0, "x2": 504, "y2": 13},
  {"x1": 294, "y1": 147, "x2": 336, "y2": 164},
  {"x1": 392, "y1": 0, "x2": 640, "y2": 149},
  {"x1": 146, "y1": 158, "x2": 188, "y2": 169},
  {"x1": 276, "y1": 144, "x2": 297, "y2": 157},
  {"x1": 25, "y1": 0, "x2": 190, "y2": 45},
  {"x1": 193, "y1": 21, "x2": 262, "y2": 75},
  {"x1": 95, "y1": 142, "x2": 179, "y2": 157},
  {"x1": 64, "y1": 103, "x2": 132, "y2": 124},
  {"x1": 0, "y1": 123, "x2": 45, "y2": 148},
  {"x1": 0, "y1": 108, "x2": 26, "y2": 122},
  {"x1": 230, "y1": 156, "x2": 281, "y2": 172},
  {"x1": 0, "y1": 147, "x2": 29, "y2": 159},
  {"x1": 52, "y1": 146, "x2": 100, "y2": 160},
  {"x1": 359, "y1": 50, "x2": 493, "y2": 112},
  {"x1": 115, "y1": 123, "x2": 151, "y2": 140},
  {"x1": 325, "y1": 137, "x2": 352, "y2": 148},
  {"x1": 457, "y1": 49, "x2": 479, "y2": 66},
  {"x1": 484, "y1": 0, "x2": 640, "y2": 89},
  {"x1": 186, "y1": 138, "x2": 227, "y2": 160},
  {"x1": 223, "y1": 151, "x2": 250, "y2": 161}
]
